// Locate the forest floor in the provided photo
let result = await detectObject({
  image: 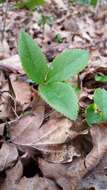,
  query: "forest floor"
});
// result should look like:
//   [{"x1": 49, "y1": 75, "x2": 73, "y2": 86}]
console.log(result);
[{"x1": 0, "y1": 1, "x2": 107, "y2": 189}]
